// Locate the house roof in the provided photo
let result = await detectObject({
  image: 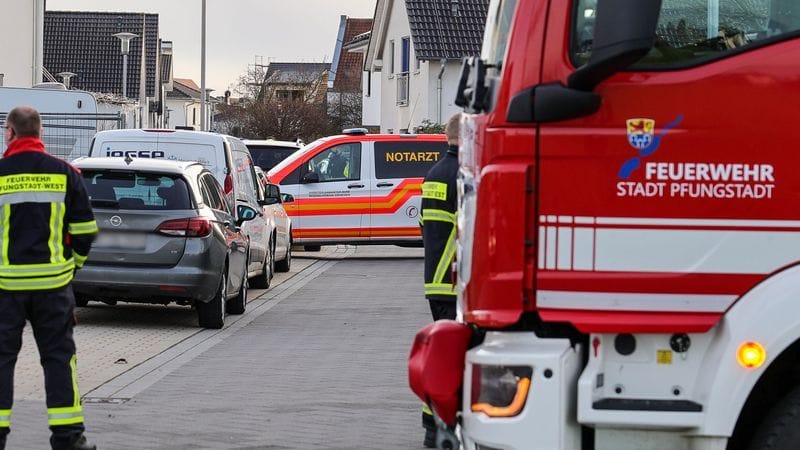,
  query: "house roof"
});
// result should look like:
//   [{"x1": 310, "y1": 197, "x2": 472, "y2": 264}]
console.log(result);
[
  {"x1": 265, "y1": 63, "x2": 330, "y2": 84},
  {"x1": 331, "y1": 18, "x2": 373, "y2": 92},
  {"x1": 44, "y1": 11, "x2": 160, "y2": 98},
  {"x1": 168, "y1": 78, "x2": 201, "y2": 100},
  {"x1": 406, "y1": 0, "x2": 489, "y2": 60}
]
